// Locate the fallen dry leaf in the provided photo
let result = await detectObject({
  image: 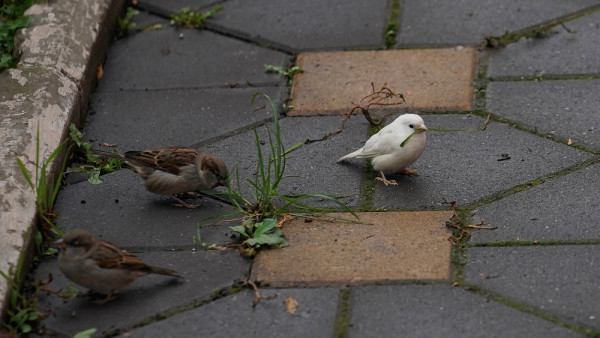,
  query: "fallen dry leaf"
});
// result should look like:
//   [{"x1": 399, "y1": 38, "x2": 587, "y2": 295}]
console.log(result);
[
  {"x1": 97, "y1": 64, "x2": 103, "y2": 81},
  {"x1": 284, "y1": 295, "x2": 299, "y2": 315},
  {"x1": 101, "y1": 142, "x2": 117, "y2": 147}
]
